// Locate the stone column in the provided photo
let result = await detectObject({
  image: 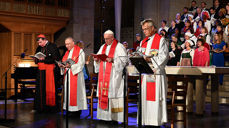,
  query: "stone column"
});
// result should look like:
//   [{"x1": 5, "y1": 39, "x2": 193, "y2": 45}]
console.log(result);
[{"x1": 114, "y1": 0, "x2": 122, "y2": 41}]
